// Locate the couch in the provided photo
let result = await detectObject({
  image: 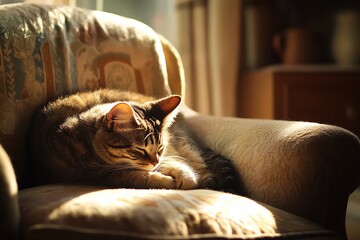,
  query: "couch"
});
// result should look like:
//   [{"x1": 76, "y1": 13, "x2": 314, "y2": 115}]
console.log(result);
[{"x1": 0, "y1": 3, "x2": 359, "y2": 240}]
